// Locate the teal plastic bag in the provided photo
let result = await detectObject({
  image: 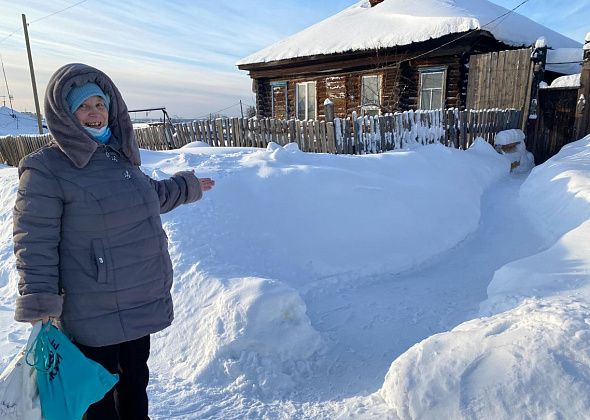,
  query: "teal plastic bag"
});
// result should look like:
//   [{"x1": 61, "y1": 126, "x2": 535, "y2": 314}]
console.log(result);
[{"x1": 29, "y1": 322, "x2": 118, "y2": 420}]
